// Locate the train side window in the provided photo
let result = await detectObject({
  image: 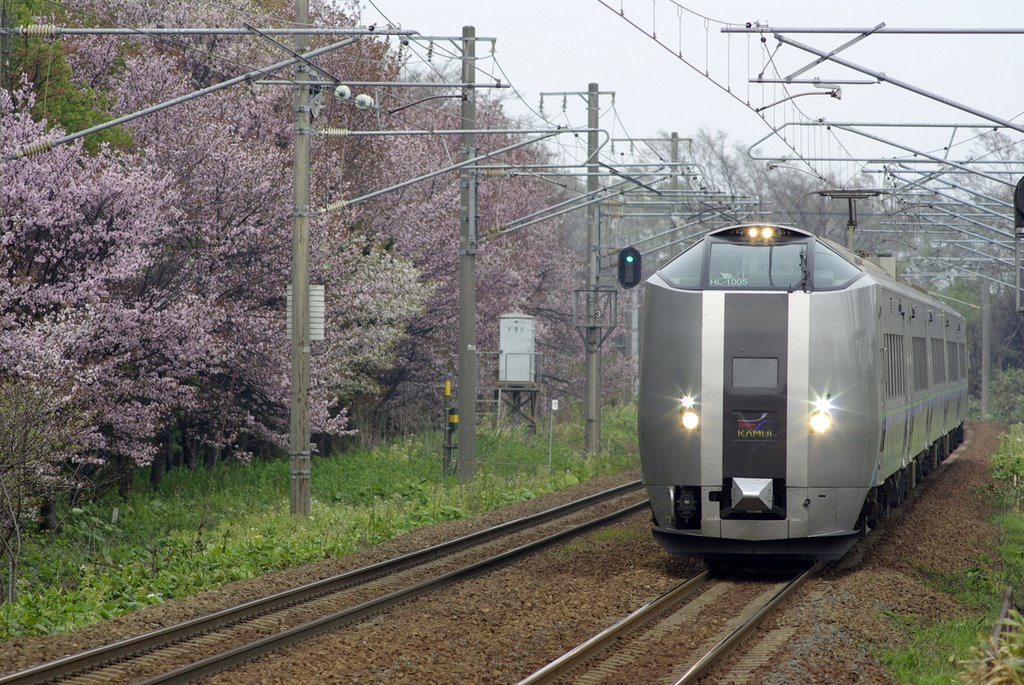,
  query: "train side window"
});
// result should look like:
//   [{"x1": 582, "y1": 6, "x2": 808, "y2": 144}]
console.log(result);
[
  {"x1": 931, "y1": 338, "x2": 946, "y2": 384},
  {"x1": 912, "y1": 337, "x2": 928, "y2": 391},
  {"x1": 947, "y1": 341, "x2": 958, "y2": 381},
  {"x1": 657, "y1": 243, "x2": 704, "y2": 289}
]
